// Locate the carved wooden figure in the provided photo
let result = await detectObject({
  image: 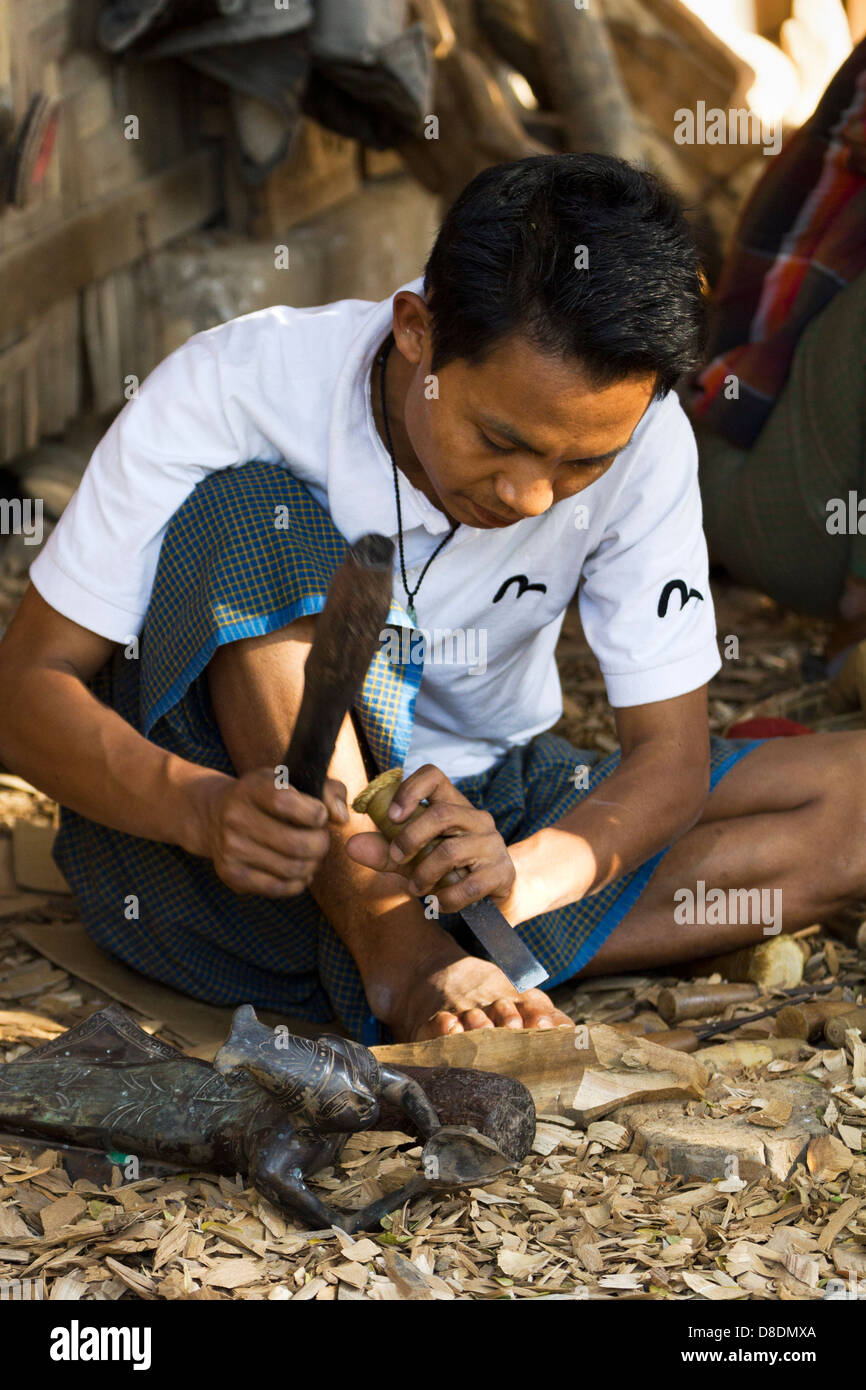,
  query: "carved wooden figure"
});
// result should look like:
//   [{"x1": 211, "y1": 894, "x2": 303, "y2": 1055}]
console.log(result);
[{"x1": 0, "y1": 1003, "x2": 535, "y2": 1233}]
